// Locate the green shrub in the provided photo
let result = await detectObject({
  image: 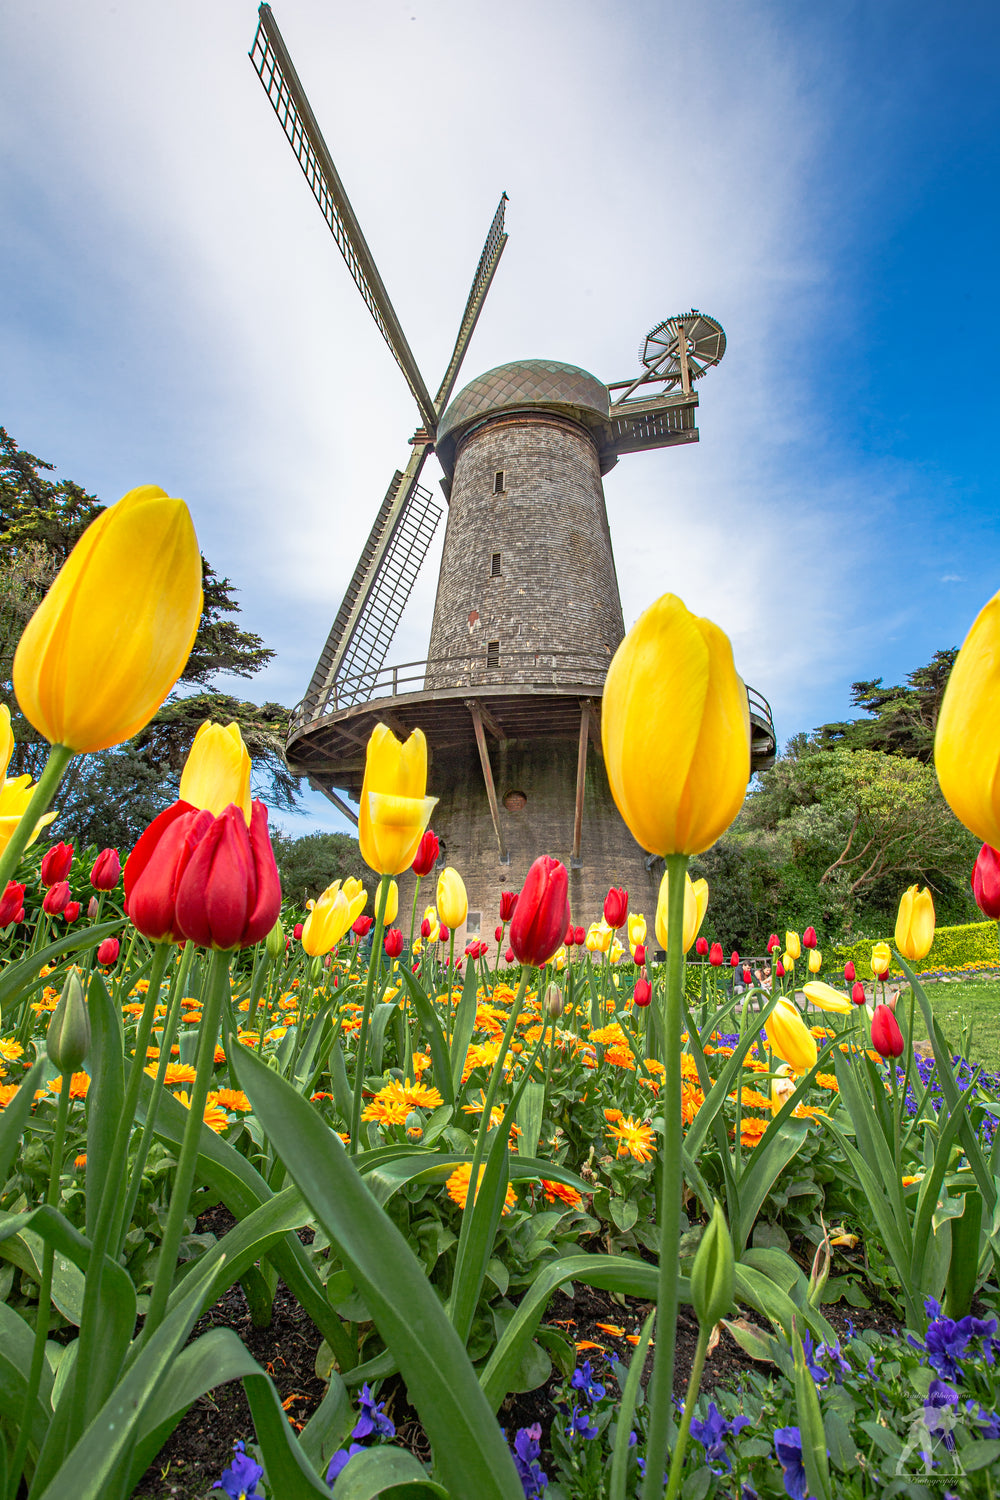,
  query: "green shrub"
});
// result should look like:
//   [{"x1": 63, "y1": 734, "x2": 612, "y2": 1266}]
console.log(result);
[{"x1": 832, "y1": 919, "x2": 1000, "y2": 979}]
